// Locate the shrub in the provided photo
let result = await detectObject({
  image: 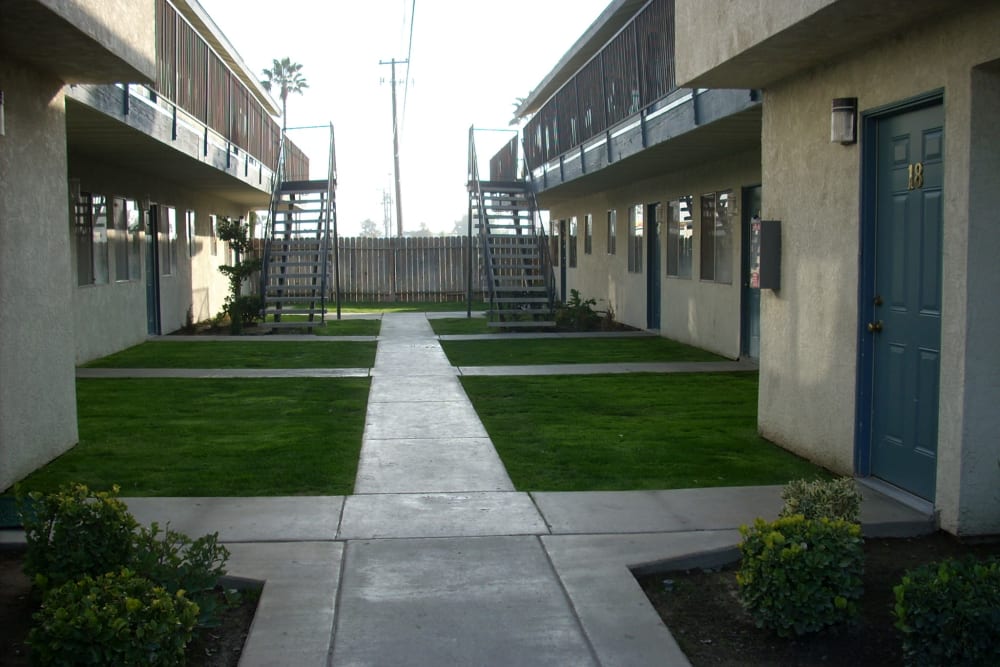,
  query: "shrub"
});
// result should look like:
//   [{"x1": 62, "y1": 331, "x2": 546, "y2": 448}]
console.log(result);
[
  {"x1": 19, "y1": 484, "x2": 137, "y2": 590},
  {"x1": 132, "y1": 522, "x2": 230, "y2": 627},
  {"x1": 780, "y1": 477, "x2": 862, "y2": 523},
  {"x1": 555, "y1": 289, "x2": 600, "y2": 330},
  {"x1": 737, "y1": 515, "x2": 864, "y2": 637},
  {"x1": 28, "y1": 568, "x2": 198, "y2": 667},
  {"x1": 893, "y1": 556, "x2": 1000, "y2": 666}
]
